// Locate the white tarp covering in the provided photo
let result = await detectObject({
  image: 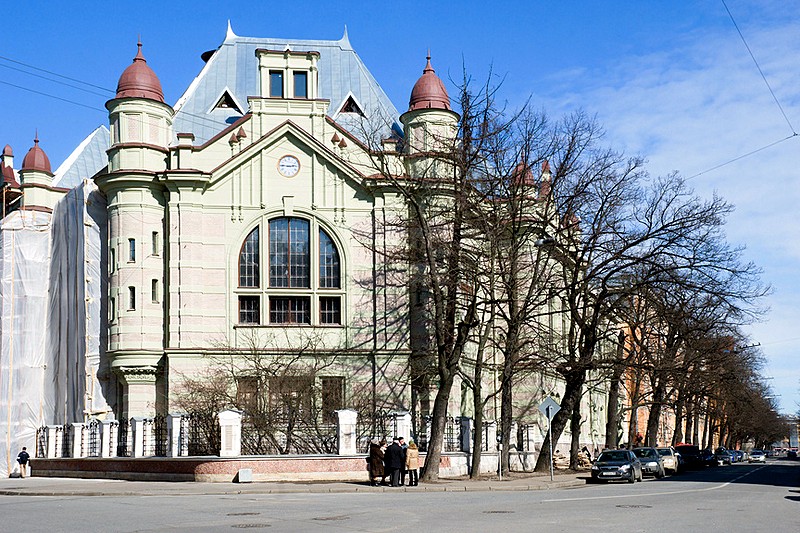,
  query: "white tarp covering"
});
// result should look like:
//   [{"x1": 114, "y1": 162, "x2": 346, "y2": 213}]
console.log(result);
[
  {"x1": 0, "y1": 210, "x2": 52, "y2": 477},
  {"x1": 0, "y1": 179, "x2": 110, "y2": 477}
]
